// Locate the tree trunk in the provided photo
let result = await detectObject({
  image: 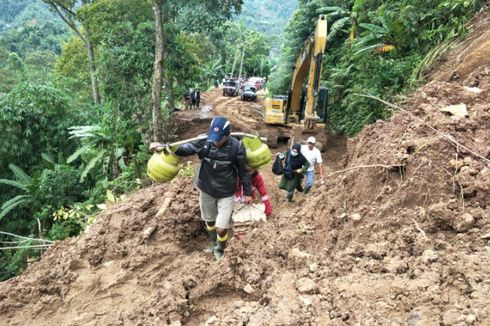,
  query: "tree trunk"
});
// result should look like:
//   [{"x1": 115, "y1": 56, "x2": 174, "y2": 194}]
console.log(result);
[
  {"x1": 165, "y1": 75, "x2": 175, "y2": 112},
  {"x1": 85, "y1": 35, "x2": 101, "y2": 105},
  {"x1": 48, "y1": 3, "x2": 101, "y2": 105},
  {"x1": 150, "y1": 0, "x2": 165, "y2": 142}
]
